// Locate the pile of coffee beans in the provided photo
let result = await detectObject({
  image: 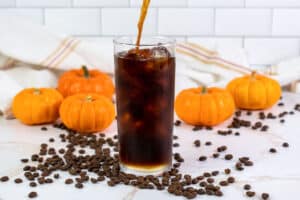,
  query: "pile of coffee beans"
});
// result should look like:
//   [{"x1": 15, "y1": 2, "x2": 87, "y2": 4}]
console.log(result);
[{"x1": 1, "y1": 99, "x2": 296, "y2": 199}]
